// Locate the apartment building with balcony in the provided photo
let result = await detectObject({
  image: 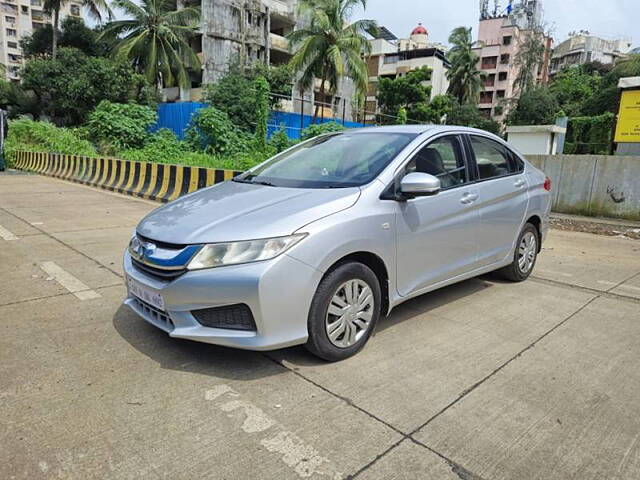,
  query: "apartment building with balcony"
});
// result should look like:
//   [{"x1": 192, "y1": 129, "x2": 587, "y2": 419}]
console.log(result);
[
  {"x1": 0, "y1": 0, "x2": 81, "y2": 81},
  {"x1": 472, "y1": 13, "x2": 552, "y2": 122},
  {"x1": 550, "y1": 32, "x2": 632, "y2": 75},
  {"x1": 364, "y1": 24, "x2": 450, "y2": 122}
]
